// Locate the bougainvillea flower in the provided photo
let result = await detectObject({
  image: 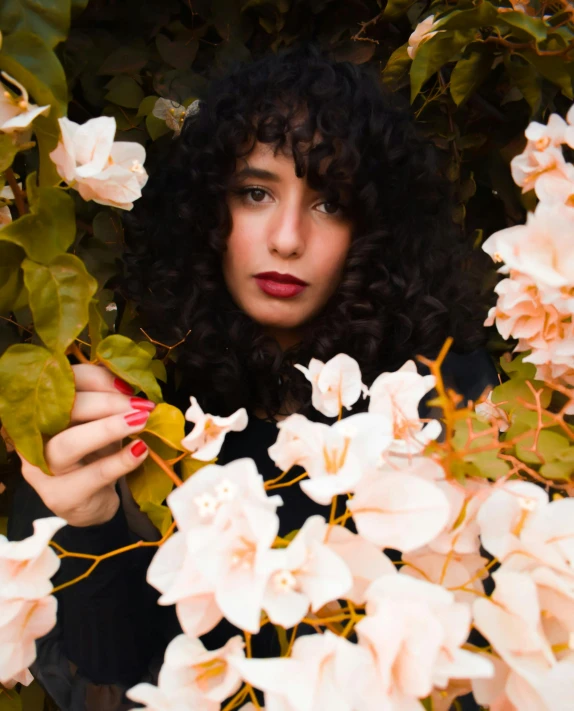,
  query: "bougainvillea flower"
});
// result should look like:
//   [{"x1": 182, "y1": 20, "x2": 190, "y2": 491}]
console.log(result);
[
  {"x1": 357, "y1": 575, "x2": 493, "y2": 703},
  {"x1": 0, "y1": 71, "x2": 50, "y2": 133},
  {"x1": 368, "y1": 360, "x2": 441, "y2": 455},
  {"x1": 510, "y1": 141, "x2": 569, "y2": 196},
  {"x1": 269, "y1": 412, "x2": 393, "y2": 505},
  {"x1": 126, "y1": 682, "x2": 216, "y2": 711},
  {"x1": 49, "y1": 116, "x2": 148, "y2": 210},
  {"x1": 0, "y1": 596, "x2": 58, "y2": 685},
  {"x1": 482, "y1": 202, "x2": 574, "y2": 291},
  {"x1": 261, "y1": 516, "x2": 353, "y2": 628},
  {"x1": 524, "y1": 114, "x2": 572, "y2": 150},
  {"x1": 407, "y1": 16, "x2": 443, "y2": 60},
  {"x1": 3, "y1": 667, "x2": 34, "y2": 689},
  {"x1": 324, "y1": 524, "x2": 396, "y2": 604},
  {"x1": 181, "y1": 396, "x2": 248, "y2": 460},
  {"x1": 0, "y1": 516, "x2": 66, "y2": 599},
  {"x1": 0, "y1": 205, "x2": 11, "y2": 226},
  {"x1": 294, "y1": 353, "x2": 368, "y2": 417},
  {"x1": 473, "y1": 568, "x2": 574, "y2": 711},
  {"x1": 156, "y1": 634, "x2": 244, "y2": 703},
  {"x1": 348, "y1": 461, "x2": 450, "y2": 552},
  {"x1": 229, "y1": 630, "x2": 367, "y2": 711}
]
